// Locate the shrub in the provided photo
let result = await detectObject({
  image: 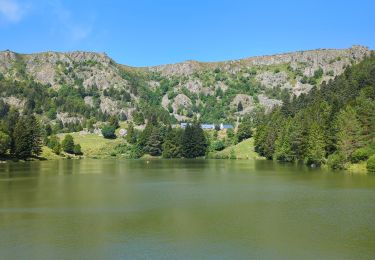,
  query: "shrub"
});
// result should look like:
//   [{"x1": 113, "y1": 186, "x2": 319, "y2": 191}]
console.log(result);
[
  {"x1": 73, "y1": 144, "x2": 82, "y2": 155},
  {"x1": 366, "y1": 155, "x2": 375, "y2": 172},
  {"x1": 211, "y1": 140, "x2": 225, "y2": 151},
  {"x1": 101, "y1": 125, "x2": 116, "y2": 139},
  {"x1": 327, "y1": 152, "x2": 346, "y2": 170},
  {"x1": 351, "y1": 147, "x2": 374, "y2": 163},
  {"x1": 0, "y1": 131, "x2": 11, "y2": 156}
]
